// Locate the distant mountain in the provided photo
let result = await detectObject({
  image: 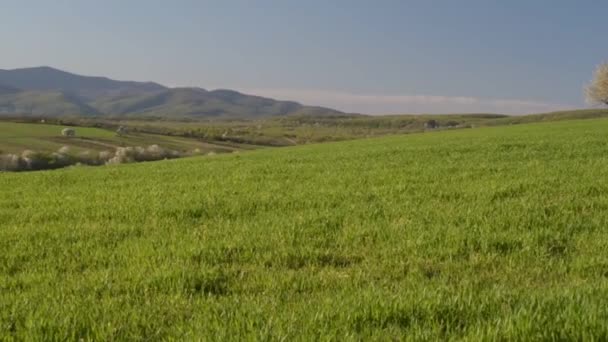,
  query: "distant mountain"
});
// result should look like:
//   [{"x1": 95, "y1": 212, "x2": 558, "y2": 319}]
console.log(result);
[
  {"x1": 0, "y1": 84, "x2": 20, "y2": 95},
  {"x1": 0, "y1": 67, "x2": 343, "y2": 118},
  {"x1": 0, "y1": 90, "x2": 100, "y2": 116},
  {"x1": 0, "y1": 66, "x2": 166, "y2": 99},
  {"x1": 92, "y1": 88, "x2": 307, "y2": 118}
]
